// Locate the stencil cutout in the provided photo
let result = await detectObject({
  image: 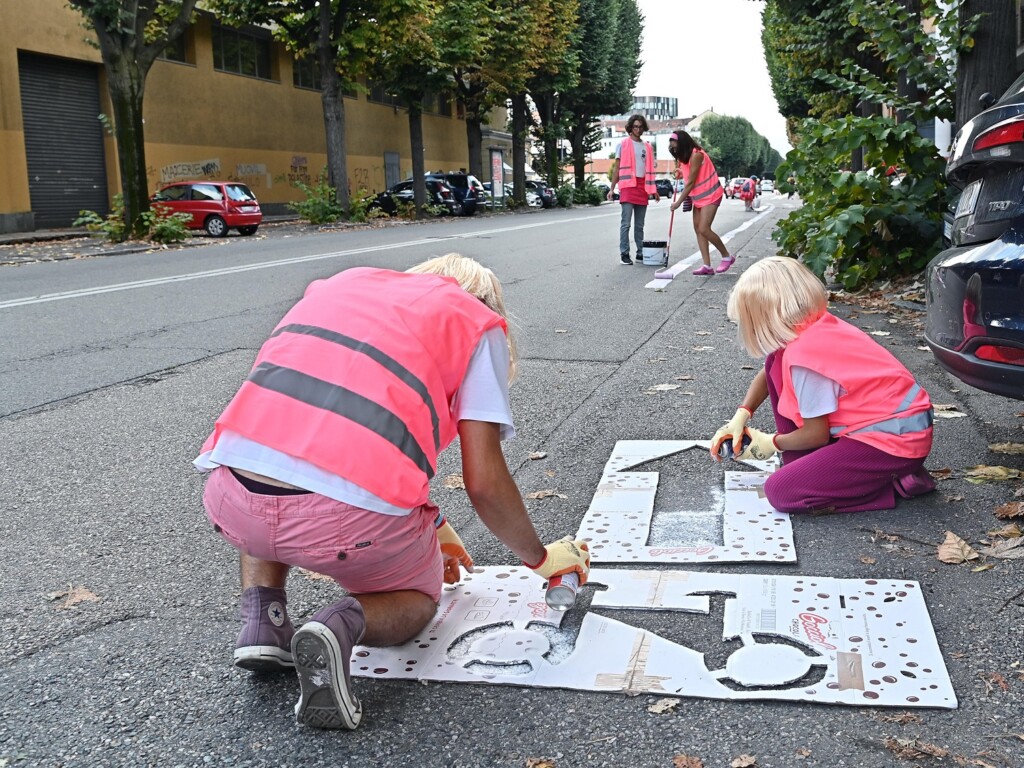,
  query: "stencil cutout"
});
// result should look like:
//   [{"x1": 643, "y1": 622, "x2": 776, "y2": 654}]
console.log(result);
[
  {"x1": 350, "y1": 567, "x2": 956, "y2": 709},
  {"x1": 576, "y1": 440, "x2": 794, "y2": 563}
]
